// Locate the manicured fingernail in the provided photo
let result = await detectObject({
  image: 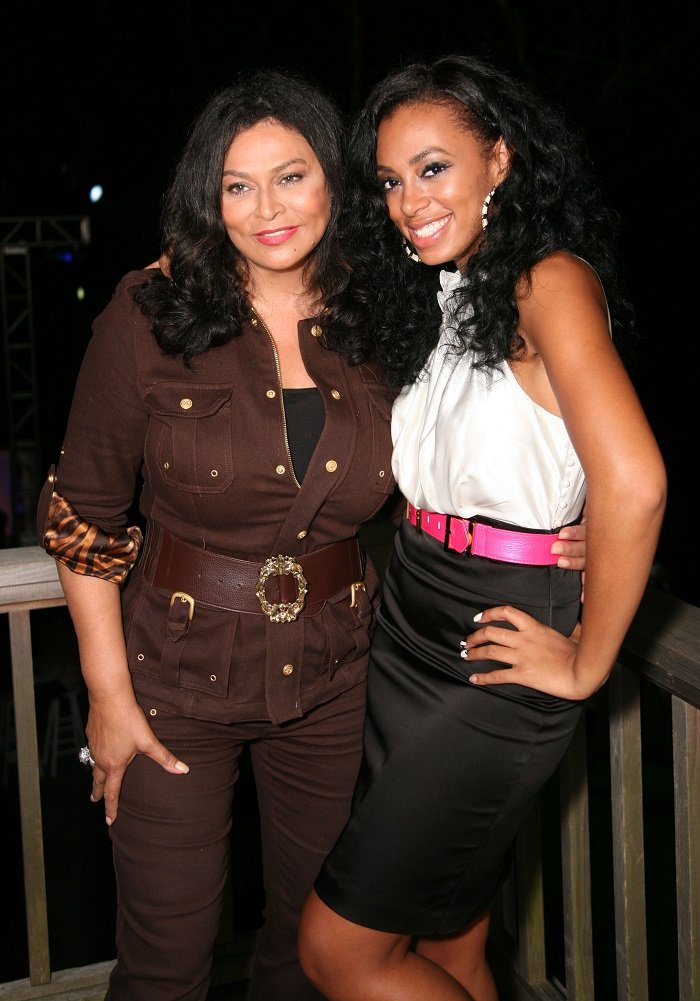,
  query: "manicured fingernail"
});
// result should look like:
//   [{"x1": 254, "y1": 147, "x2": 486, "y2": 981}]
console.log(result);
[
  {"x1": 175, "y1": 761, "x2": 190, "y2": 774},
  {"x1": 473, "y1": 612, "x2": 482, "y2": 622},
  {"x1": 105, "y1": 816, "x2": 113, "y2": 827},
  {"x1": 460, "y1": 649, "x2": 468, "y2": 660},
  {"x1": 558, "y1": 558, "x2": 571, "y2": 568},
  {"x1": 469, "y1": 675, "x2": 478, "y2": 684},
  {"x1": 459, "y1": 640, "x2": 467, "y2": 647}
]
